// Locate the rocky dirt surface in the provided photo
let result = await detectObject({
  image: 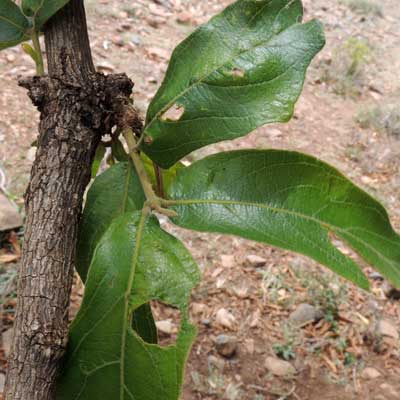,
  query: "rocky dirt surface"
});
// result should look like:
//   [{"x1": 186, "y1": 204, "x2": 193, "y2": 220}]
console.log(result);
[{"x1": 1, "y1": 0, "x2": 400, "y2": 399}]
